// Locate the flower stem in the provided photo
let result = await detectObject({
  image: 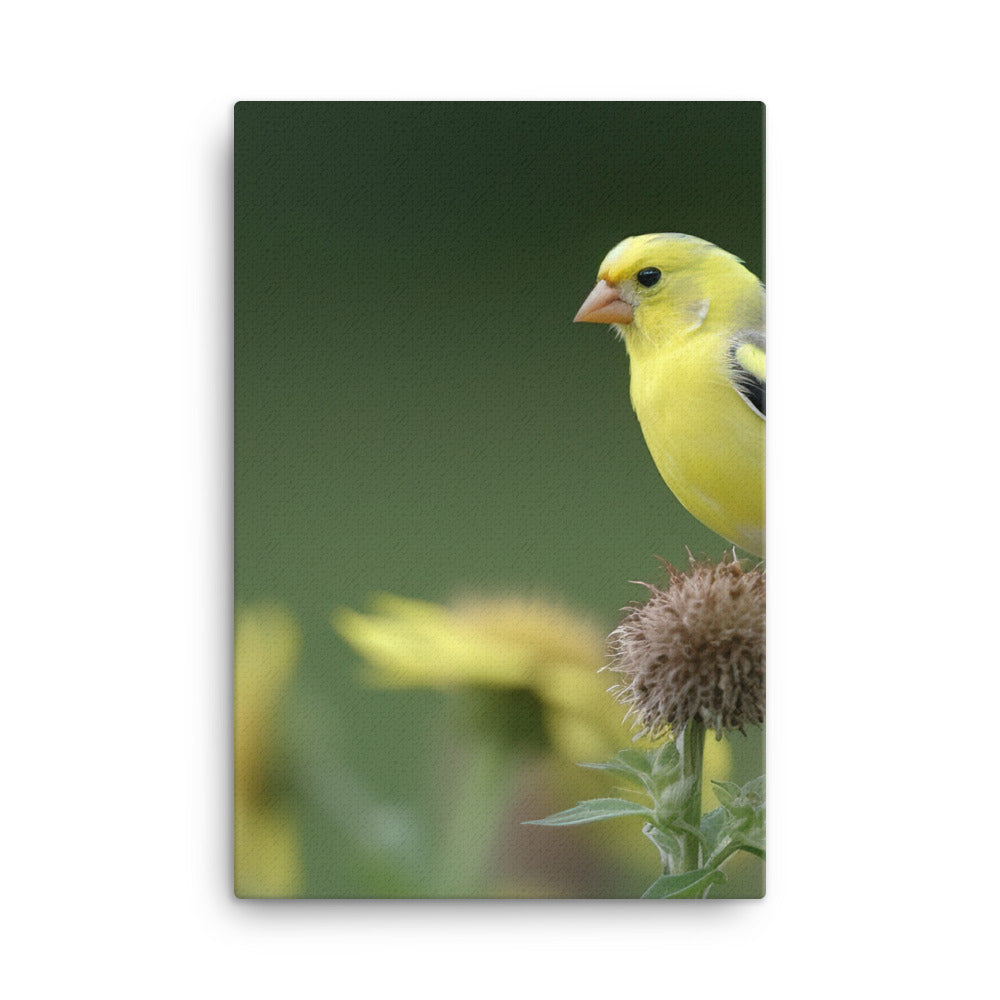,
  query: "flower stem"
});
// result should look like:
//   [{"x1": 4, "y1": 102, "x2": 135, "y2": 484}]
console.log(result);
[
  {"x1": 677, "y1": 719, "x2": 706, "y2": 872},
  {"x1": 434, "y1": 737, "x2": 518, "y2": 898}
]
